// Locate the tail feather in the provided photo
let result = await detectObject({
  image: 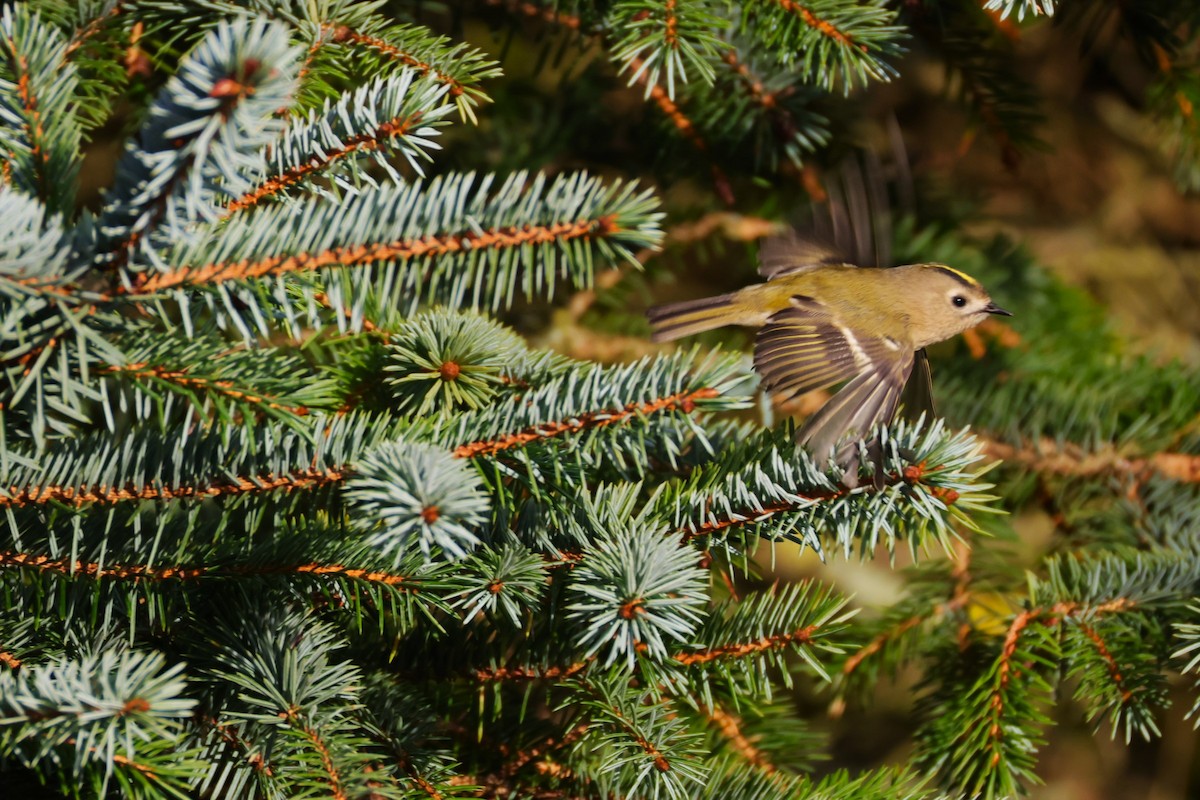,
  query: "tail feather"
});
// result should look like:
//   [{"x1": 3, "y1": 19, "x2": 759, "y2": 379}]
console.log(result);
[{"x1": 647, "y1": 292, "x2": 738, "y2": 342}]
